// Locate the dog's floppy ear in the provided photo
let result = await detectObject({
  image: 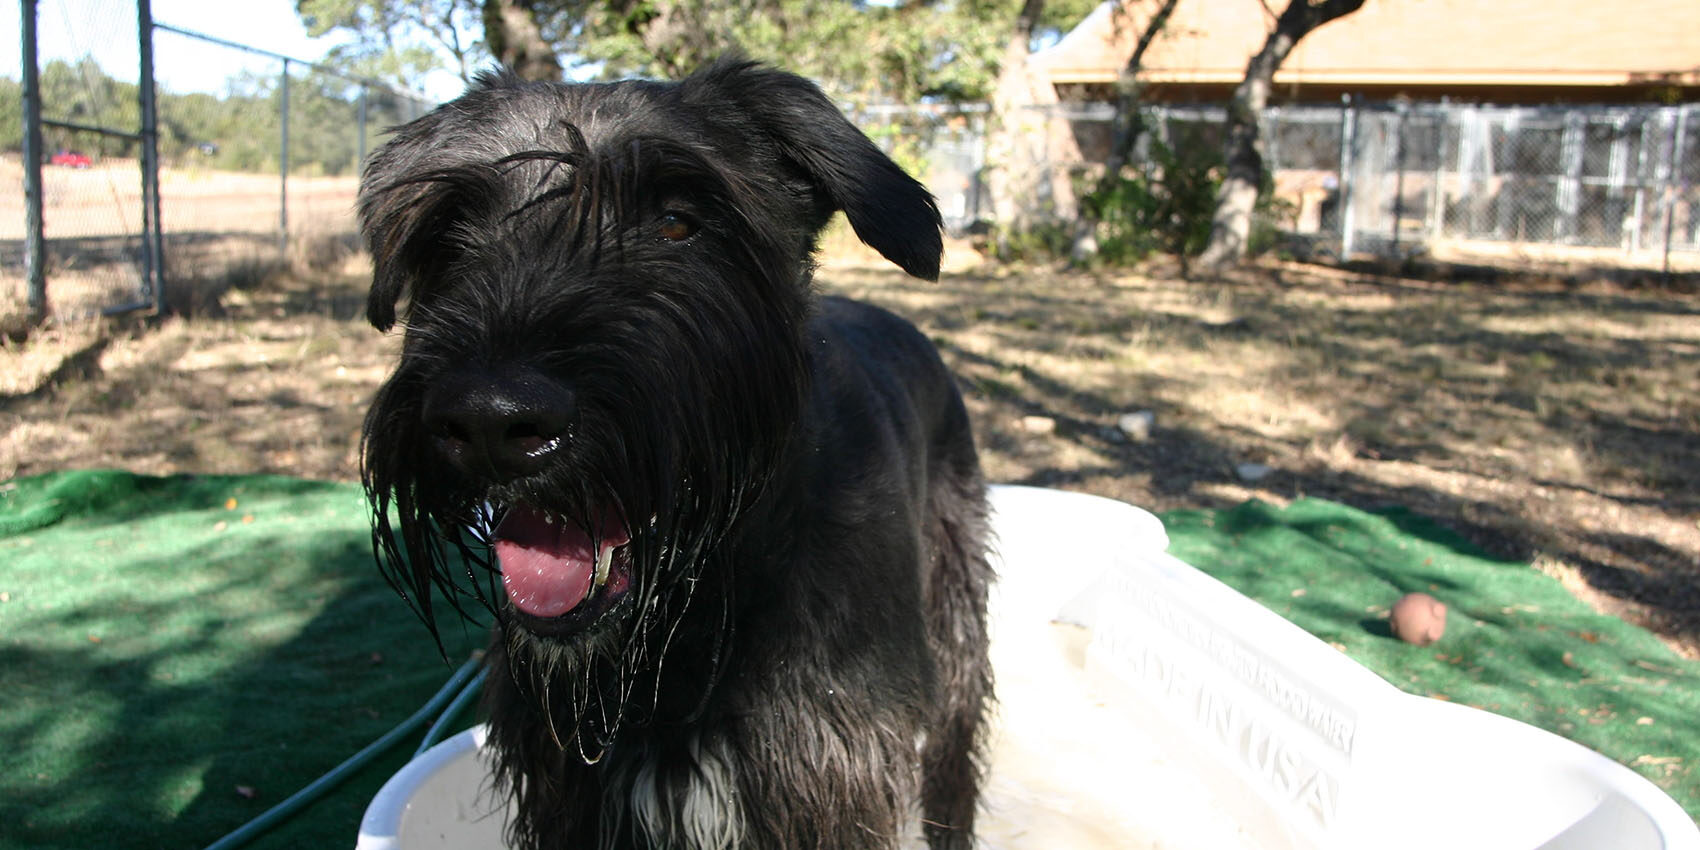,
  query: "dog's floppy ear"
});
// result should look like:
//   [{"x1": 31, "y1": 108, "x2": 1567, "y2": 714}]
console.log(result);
[
  {"x1": 689, "y1": 59, "x2": 944, "y2": 281},
  {"x1": 357, "y1": 91, "x2": 504, "y2": 332},
  {"x1": 358, "y1": 174, "x2": 444, "y2": 332}
]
